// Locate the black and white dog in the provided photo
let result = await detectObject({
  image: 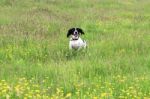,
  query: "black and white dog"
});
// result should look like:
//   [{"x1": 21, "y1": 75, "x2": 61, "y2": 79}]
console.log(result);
[{"x1": 67, "y1": 28, "x2": 87, "y2": 50}]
